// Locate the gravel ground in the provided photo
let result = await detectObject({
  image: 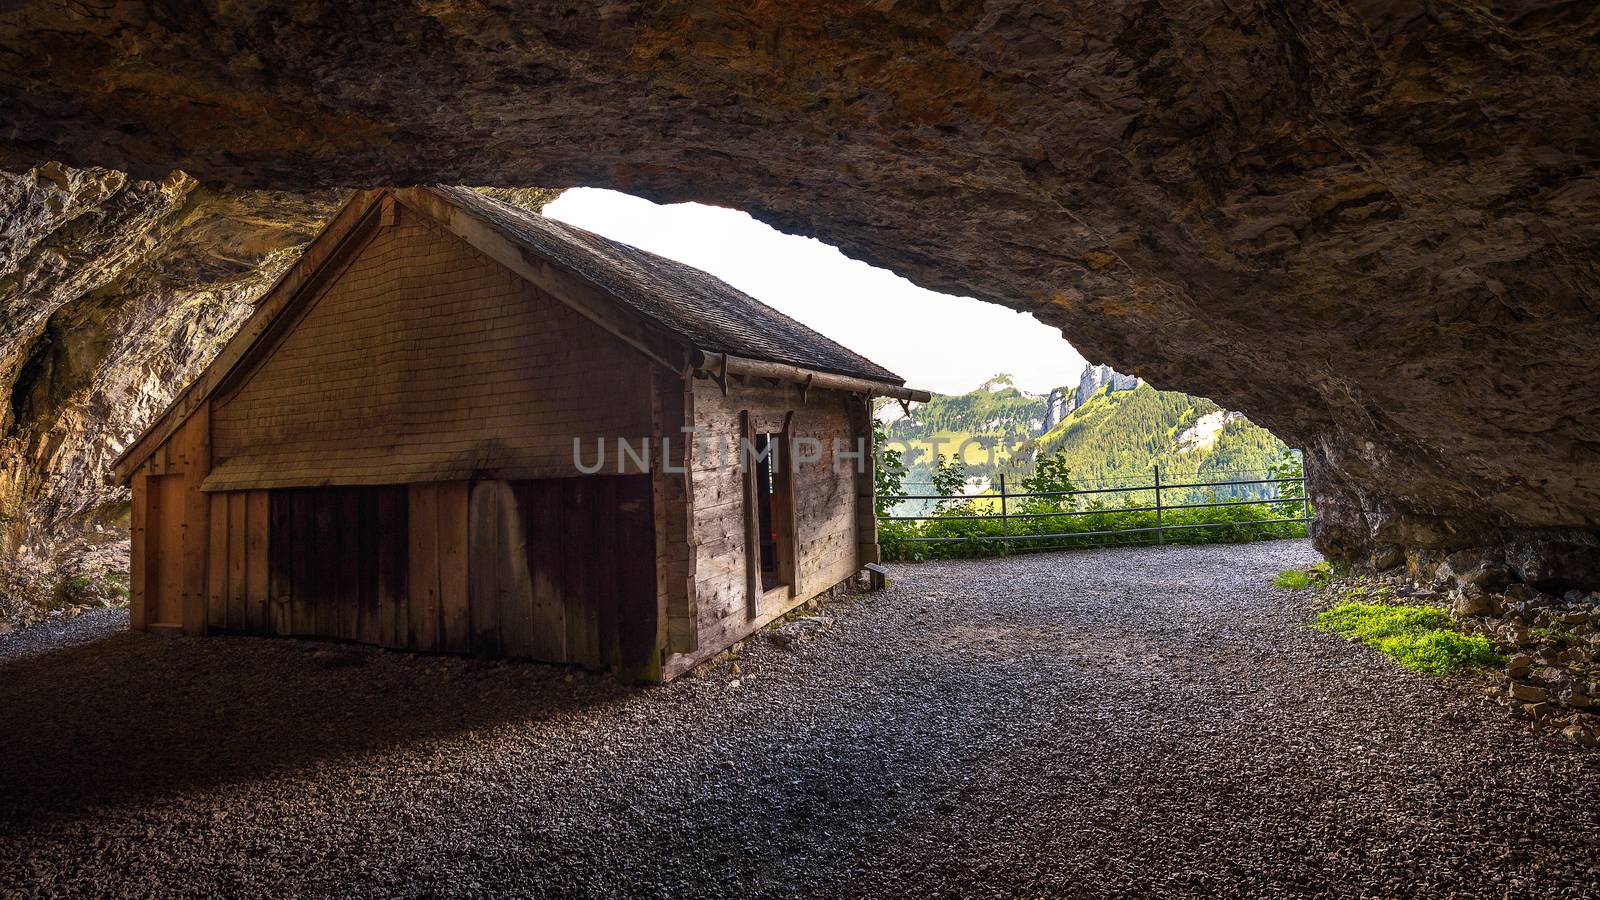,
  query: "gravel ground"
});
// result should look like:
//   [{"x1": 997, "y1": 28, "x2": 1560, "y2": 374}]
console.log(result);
[
  {"x1": 0, "y1": 608, "x2": 128, "y2": 663},
  {"x1": 2, "y1": 539, "x2": 1596, "y2": 898}
]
